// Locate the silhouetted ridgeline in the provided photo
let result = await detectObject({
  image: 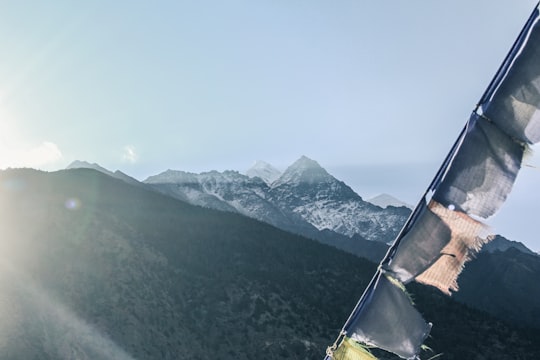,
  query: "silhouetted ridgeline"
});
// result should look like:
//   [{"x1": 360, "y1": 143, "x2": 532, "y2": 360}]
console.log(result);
[{"x1": 0, "y1": 168, "x2": 538, "y2": 359}]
